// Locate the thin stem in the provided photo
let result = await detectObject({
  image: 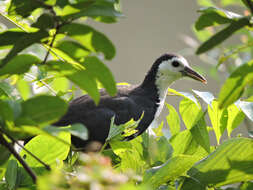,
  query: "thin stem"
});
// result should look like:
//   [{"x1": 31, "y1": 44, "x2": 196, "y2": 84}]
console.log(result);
[
  {"x1": 0, "y1": 128, "x2": 51, "y2": 171},
  {"x1": 0, "y1": 133, "x2": 37, "y2": 183},
  {"x1": 99, "y1": 141, "x2": 109, "y2": 153},
  {"x1": 246, "y1": 0, "x2": 253, "y2": 15}
]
